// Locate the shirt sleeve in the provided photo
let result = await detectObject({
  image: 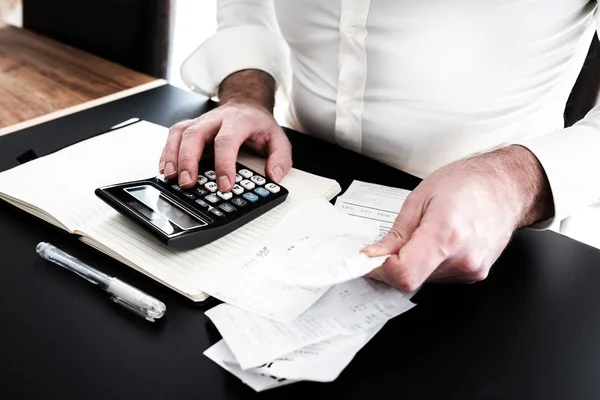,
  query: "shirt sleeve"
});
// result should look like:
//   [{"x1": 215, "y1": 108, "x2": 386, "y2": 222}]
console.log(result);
[
  {"x1": 515, "y1": 12, "x2": 600, "y2": 229},
  {"x1": 180, "y1": 0, "x2": 290, "y2": 98}
]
